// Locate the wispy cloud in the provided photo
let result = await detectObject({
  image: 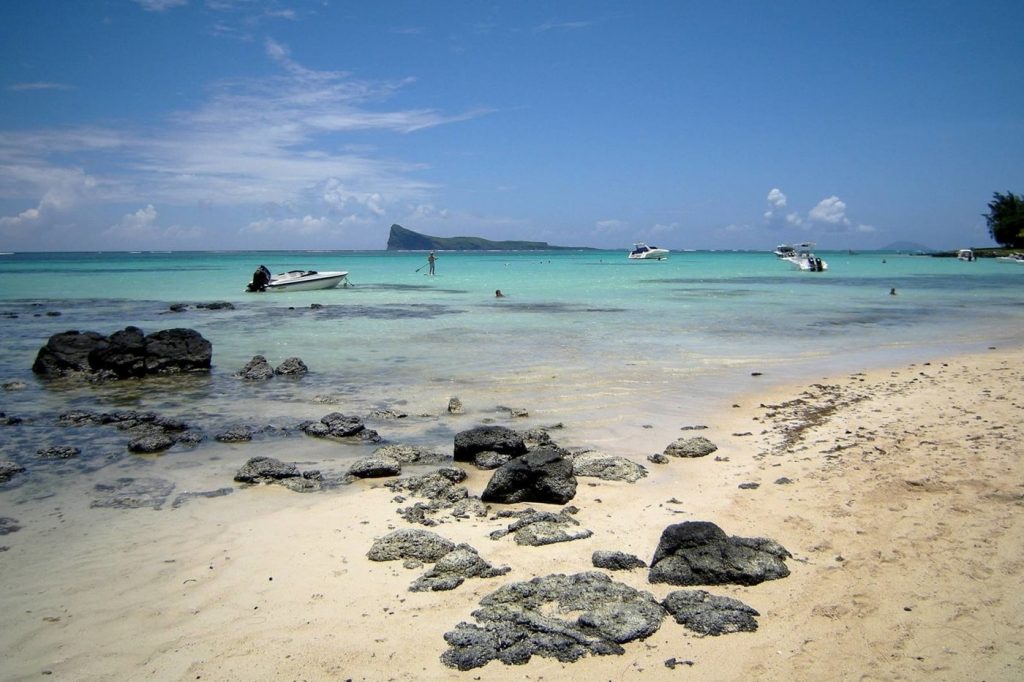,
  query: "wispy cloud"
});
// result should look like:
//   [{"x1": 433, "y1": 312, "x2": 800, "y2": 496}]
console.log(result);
[
  {"x1": 132, "y1": 0, "x2": 188, "y2": 12},
  {"x1": 535, "y1": 19, "x2": 593, "y2": 32},
  {"x1": 7, "y1": 82, "x2": 75, "y2": 92},
  {"x1": 0, "y1": 40, "x2": 491, "y2": 242}
]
